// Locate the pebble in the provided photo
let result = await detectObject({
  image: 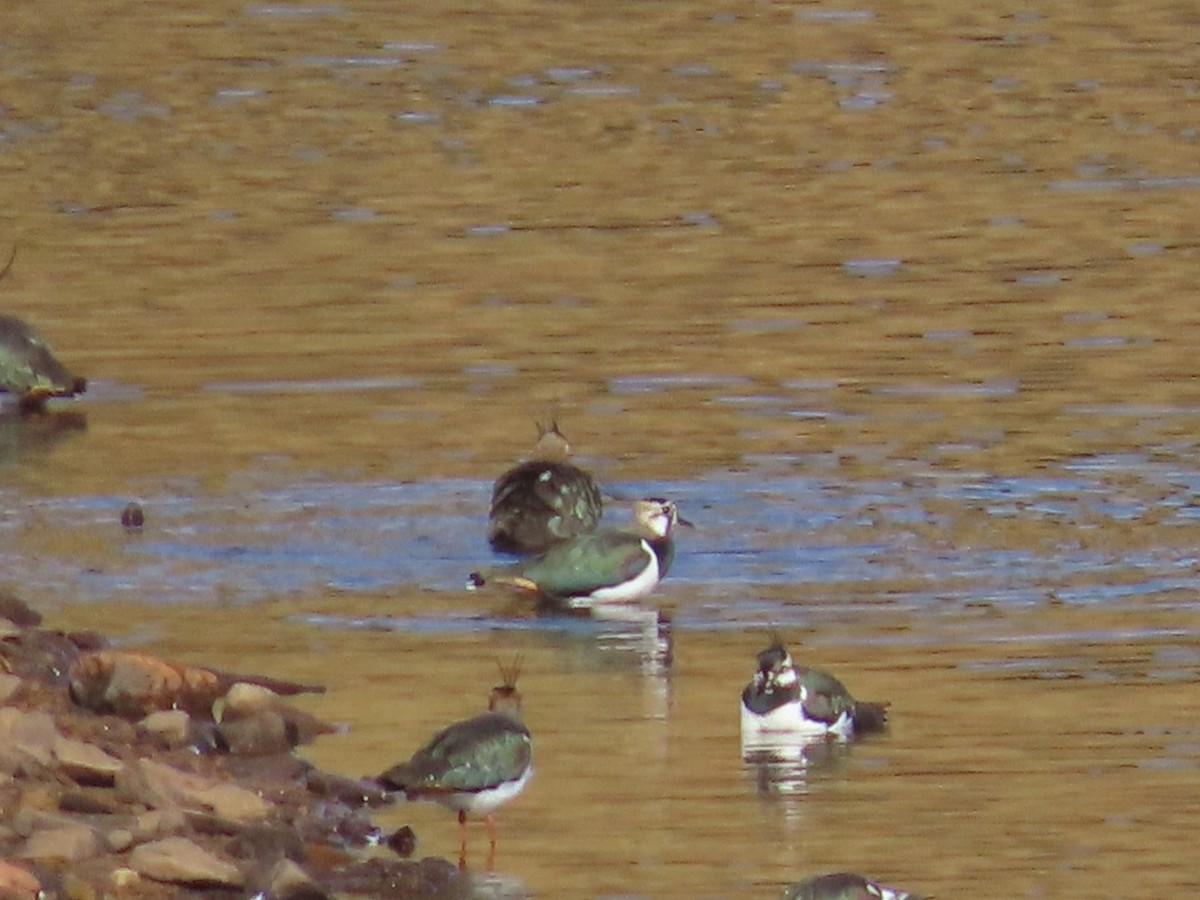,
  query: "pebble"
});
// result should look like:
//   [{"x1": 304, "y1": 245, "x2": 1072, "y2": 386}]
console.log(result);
[
  {"x1": 120, "y1": 501, "x2": 146, "y2": 530},
  {"x1": 110, "y1": 868, "x2": 140, "y2": 888},
  {"x1": 138, "y1": 709, "x2": 193, "y2": 746},
  {"x1": 105, "y1": 827, "x2": 134, "y2": 851}
]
